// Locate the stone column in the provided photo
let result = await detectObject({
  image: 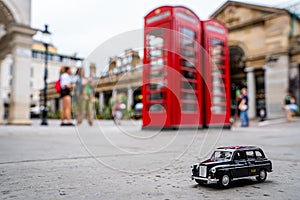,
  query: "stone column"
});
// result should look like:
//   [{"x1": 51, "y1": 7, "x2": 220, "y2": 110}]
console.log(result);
[
  {"x1": 112, "y1": 89, "x2": 117, "y2": 100},
  {"x1": 264, "y1": 54, "x2": 289, "y2": 118},
  {"x1": 127, "y1": 86, "x2": 133, "y2": 110},
  {"x1": 0, "y1": 38, "x2": 11, "y2": 125},
  {"x1": 7, "y1": 24, "x2": 37, "y2": 125},
  {"x1": 99, "y1": 92, "x2": 104, "y2": 114},
  {"x1": 0, "y1": 59, "x2": 4, "y2": 124},
  {"x1": 289, "y1": 63, "x2": 300, "y2": 104},
  {"x1": 245, "y1": 67, "x2": 256, "y2": 119}
]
